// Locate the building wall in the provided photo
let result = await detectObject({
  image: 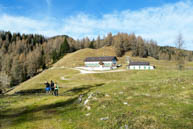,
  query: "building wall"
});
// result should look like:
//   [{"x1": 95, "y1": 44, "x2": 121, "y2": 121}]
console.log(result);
[
  {"x1": 128, "y1": 65, "x2": 154, "y2": 70},
  {"x1": 78, "y1": 66, "x2": 117, "y2": 71},
  {"x1": 85, "y1": 61, "x2": 116, "y2": 67}
]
